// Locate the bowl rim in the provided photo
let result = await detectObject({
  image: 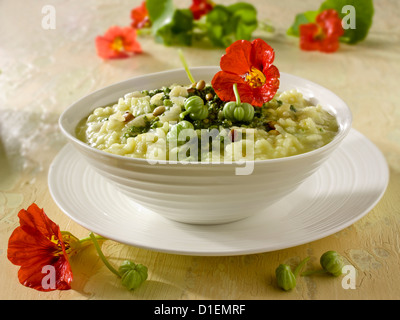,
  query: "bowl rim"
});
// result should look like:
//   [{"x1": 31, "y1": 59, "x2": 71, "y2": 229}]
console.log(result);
[{"x1": 59, "y1": 66, "x2": 353, "y2": 165}]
